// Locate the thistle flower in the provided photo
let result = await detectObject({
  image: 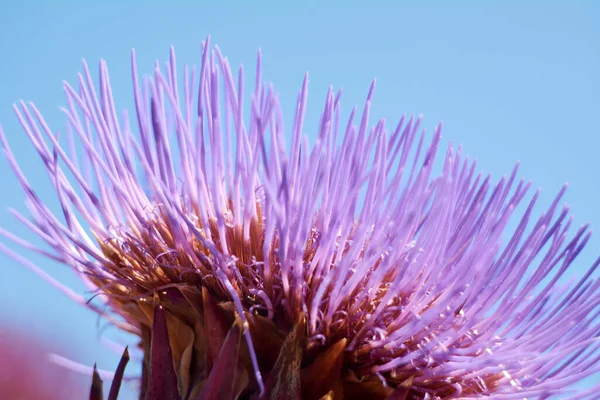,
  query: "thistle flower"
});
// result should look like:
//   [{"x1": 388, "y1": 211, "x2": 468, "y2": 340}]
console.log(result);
[{"x1": 1, "y1": 38, "x2": 600, "y2": 399}]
